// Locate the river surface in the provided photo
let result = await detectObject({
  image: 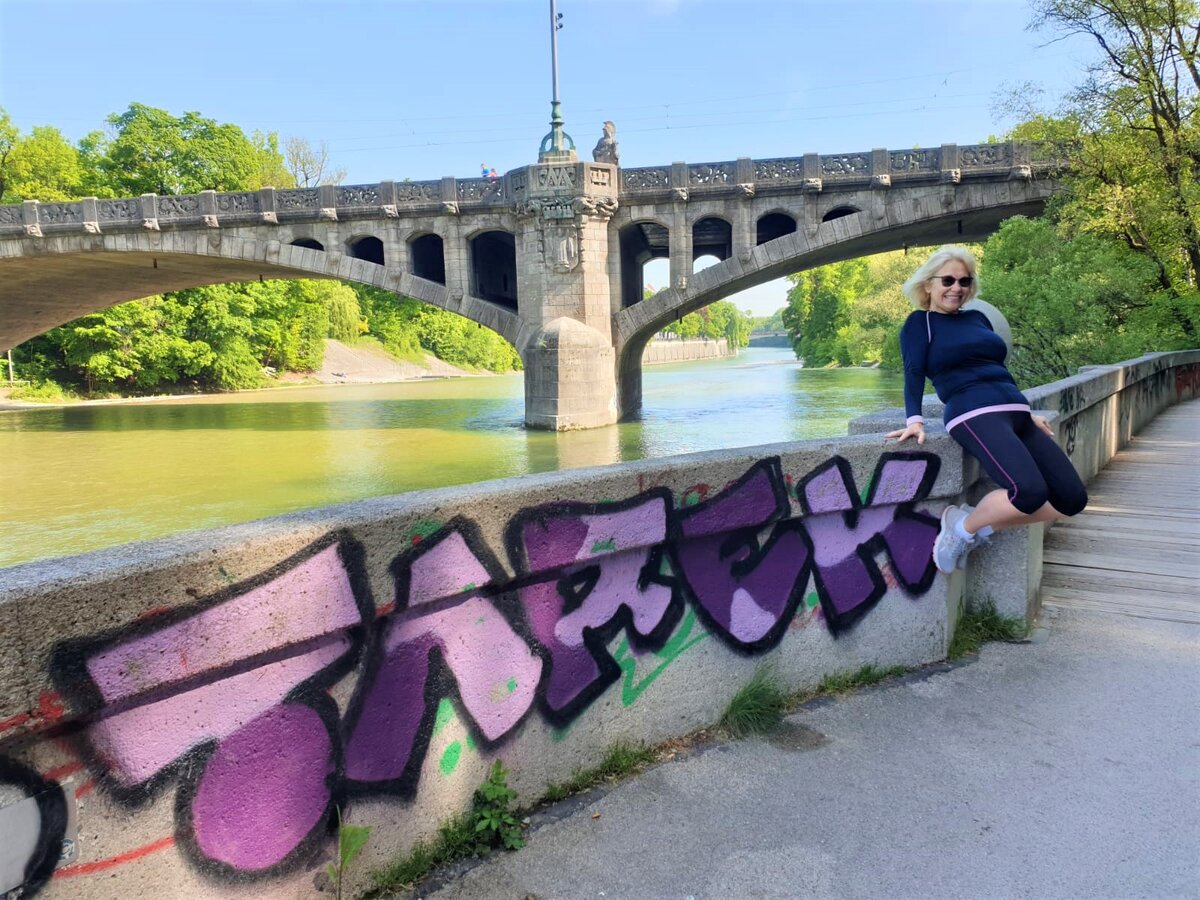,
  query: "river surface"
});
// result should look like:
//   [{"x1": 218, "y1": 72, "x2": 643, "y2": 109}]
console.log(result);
[{"x1": 0, "y1": 349, "x2": 903, "y2": 568}]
